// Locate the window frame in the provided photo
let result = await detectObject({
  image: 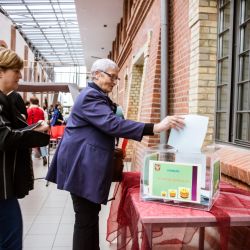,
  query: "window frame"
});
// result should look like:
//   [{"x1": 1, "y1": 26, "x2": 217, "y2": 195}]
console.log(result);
[{"x1": 216, "y1": 0, "x2": 250, "y2": 147}]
